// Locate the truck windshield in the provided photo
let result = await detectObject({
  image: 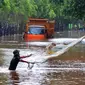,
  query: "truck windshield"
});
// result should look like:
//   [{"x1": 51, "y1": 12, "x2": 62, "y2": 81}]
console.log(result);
[{"x1": 28, "y1": 27, "x2": 45, "y2": 34}]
